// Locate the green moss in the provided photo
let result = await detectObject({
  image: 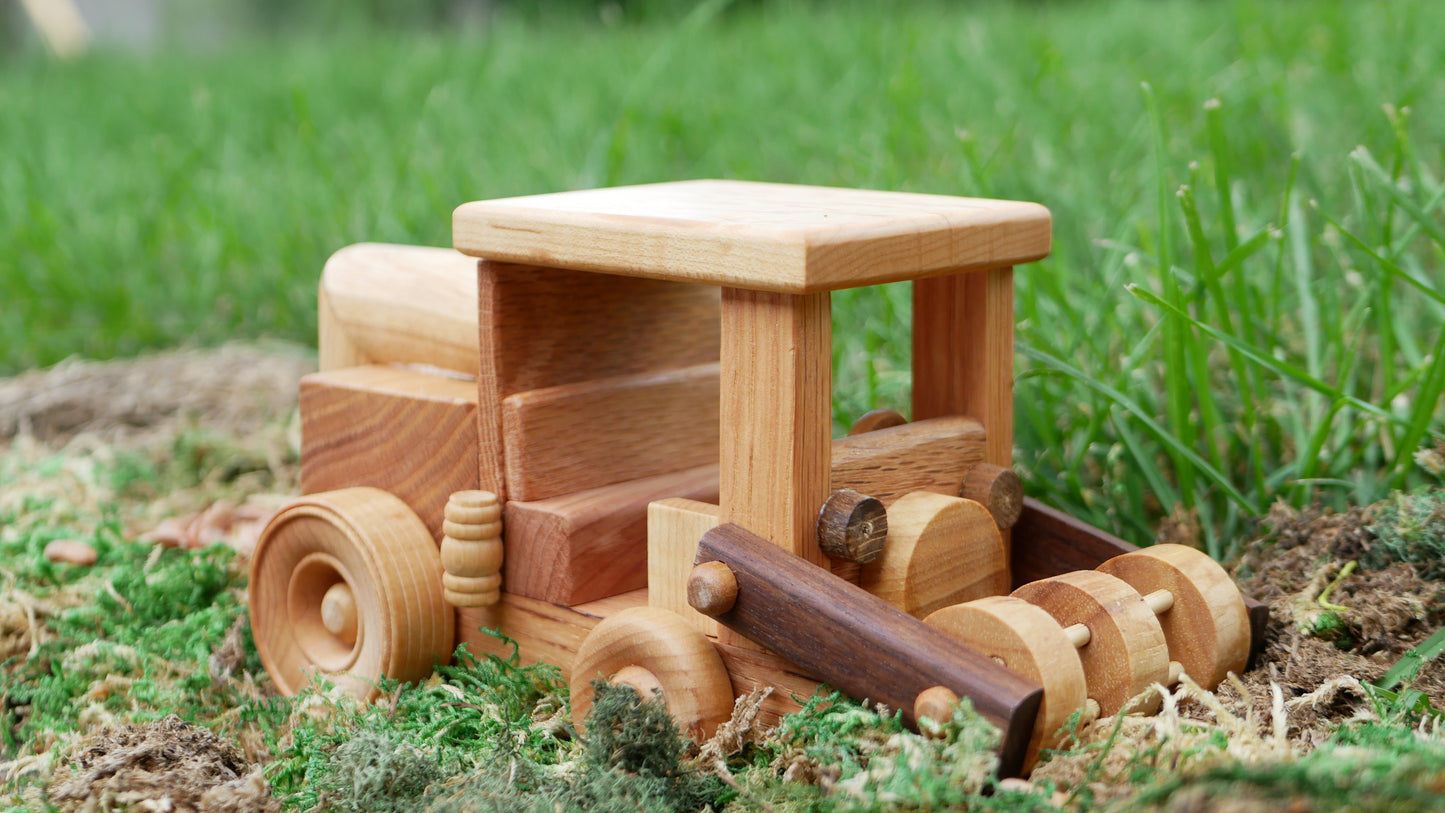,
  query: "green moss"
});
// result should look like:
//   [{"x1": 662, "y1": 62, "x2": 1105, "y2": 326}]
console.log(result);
[{"x1": 1367, "y1": 487, "x2": 1445, "y2": 580}]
